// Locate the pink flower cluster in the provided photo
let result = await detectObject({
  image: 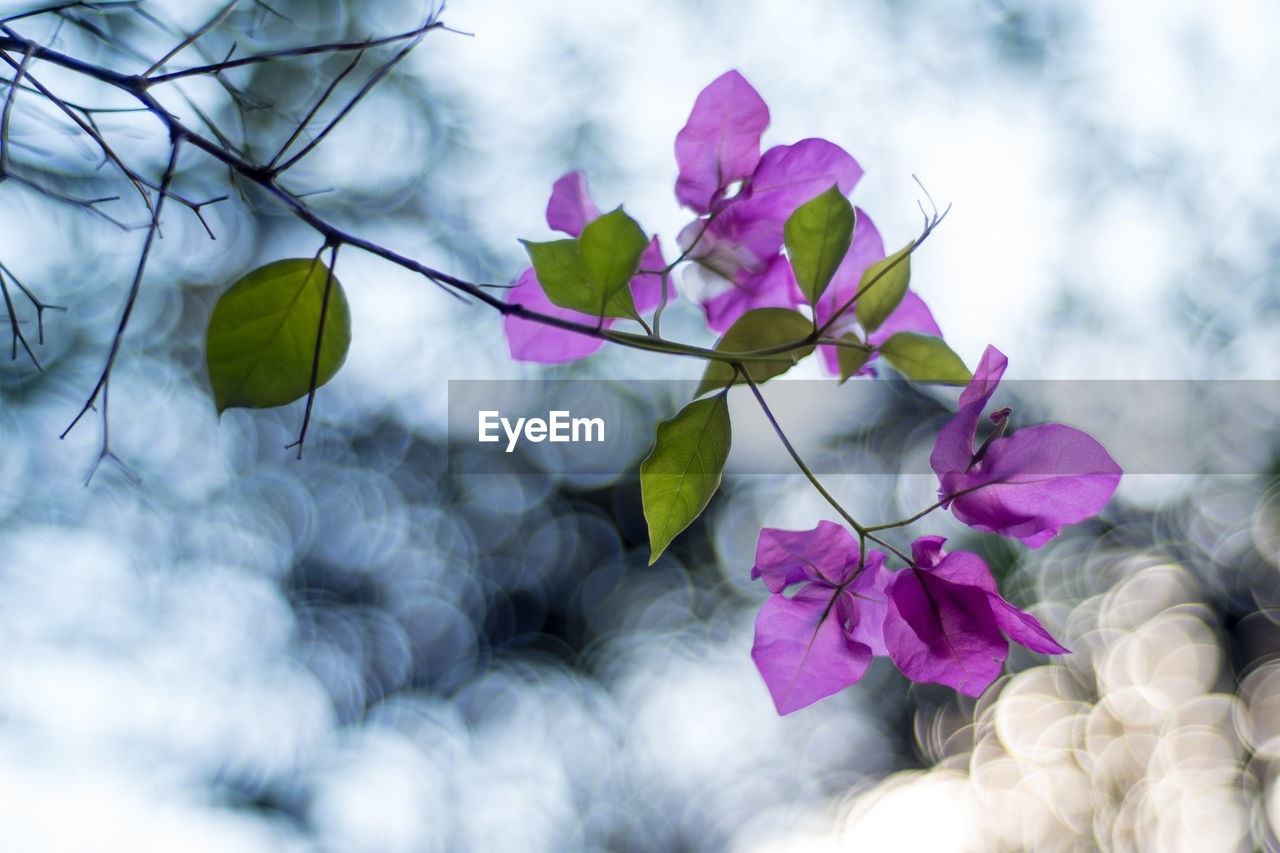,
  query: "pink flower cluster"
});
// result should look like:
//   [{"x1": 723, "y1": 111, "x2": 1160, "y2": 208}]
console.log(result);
[
  {"x1": 754, "y1": 346, "x2": 1120, "y2": 713},
  {"x1": 504, "y1": 70, "x2": 939, "y2": 373},
  {"x1": 501, "y1": 70, "x2": 1123, "y2": 712}
]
